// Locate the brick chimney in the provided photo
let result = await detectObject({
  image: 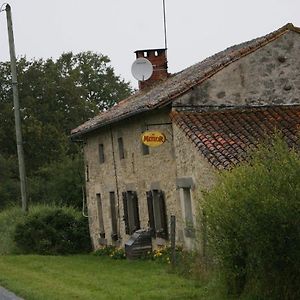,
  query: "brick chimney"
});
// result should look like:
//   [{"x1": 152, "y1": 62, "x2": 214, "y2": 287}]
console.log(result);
[{"x1": 134, "y1": 48, "x2": 169, "y2": 90}]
